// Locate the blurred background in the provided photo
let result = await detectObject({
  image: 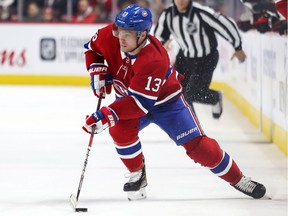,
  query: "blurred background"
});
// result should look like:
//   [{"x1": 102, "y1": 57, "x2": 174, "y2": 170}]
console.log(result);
[{"x1": 0, "y1": 0, "x2": 286, "y2": 35}]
